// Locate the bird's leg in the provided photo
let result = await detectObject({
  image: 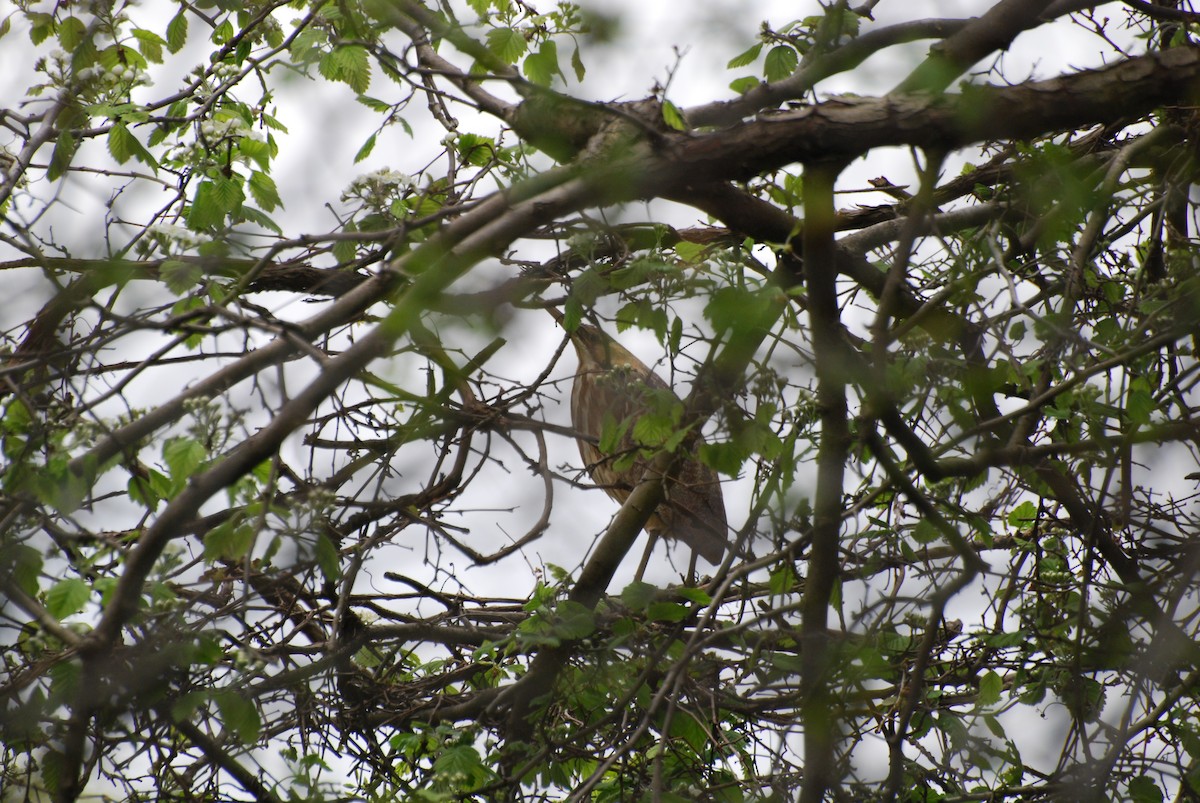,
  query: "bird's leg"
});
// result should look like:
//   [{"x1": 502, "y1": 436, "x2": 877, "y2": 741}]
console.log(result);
[{"x1": 633, "y1": 535, "x2": 656, "y2": 582}]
